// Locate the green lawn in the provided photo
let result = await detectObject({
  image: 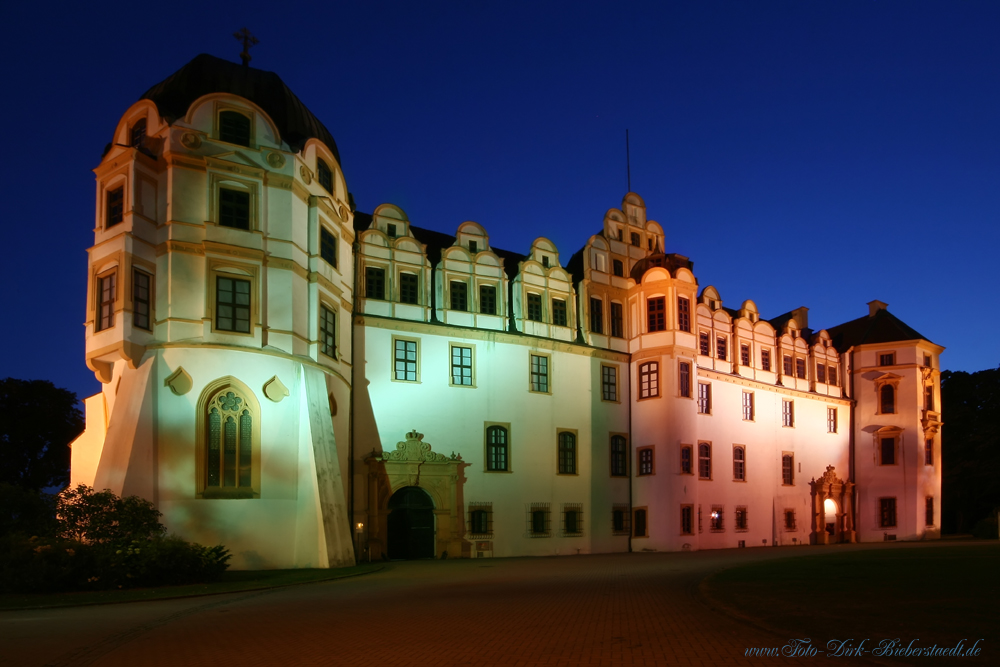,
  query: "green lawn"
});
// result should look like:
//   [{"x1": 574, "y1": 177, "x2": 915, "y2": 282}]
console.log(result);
[
  {"x1": 702, "y1": 543, "x2": 998, "y2": 652},
  {"x1": 0, "y1": 563, "x2": 384, "y2": 610}
]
